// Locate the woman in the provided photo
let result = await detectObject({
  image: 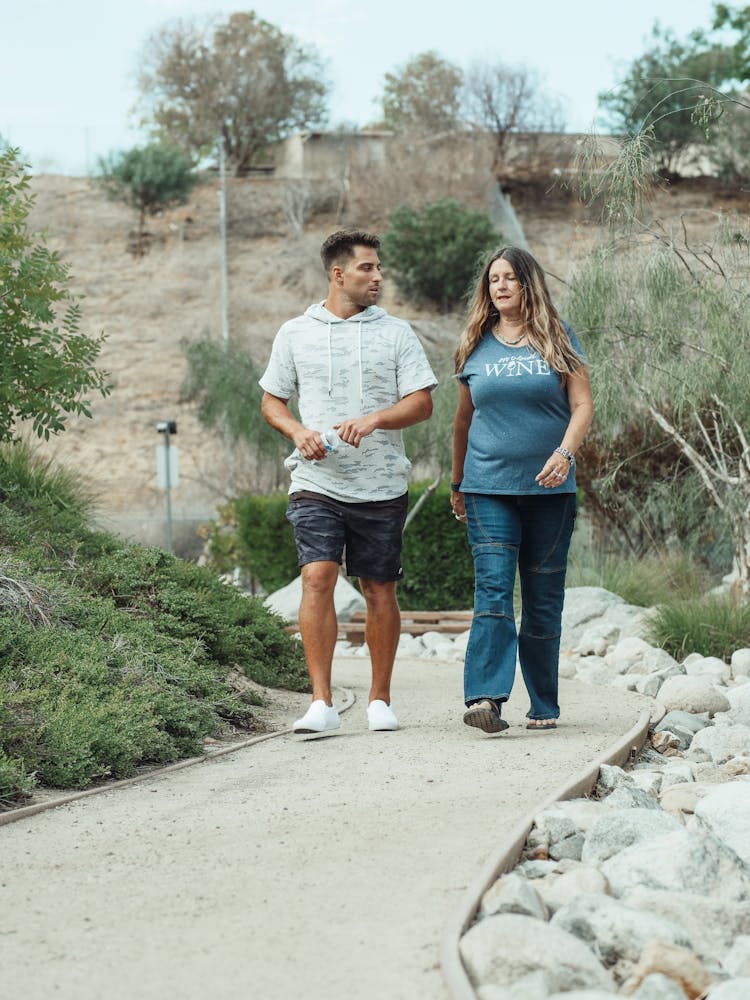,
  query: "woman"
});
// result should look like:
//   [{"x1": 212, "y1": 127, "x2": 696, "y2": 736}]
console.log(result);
[{"x1": 451, "y1": 246, "x2": 593, "y2": 735}]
